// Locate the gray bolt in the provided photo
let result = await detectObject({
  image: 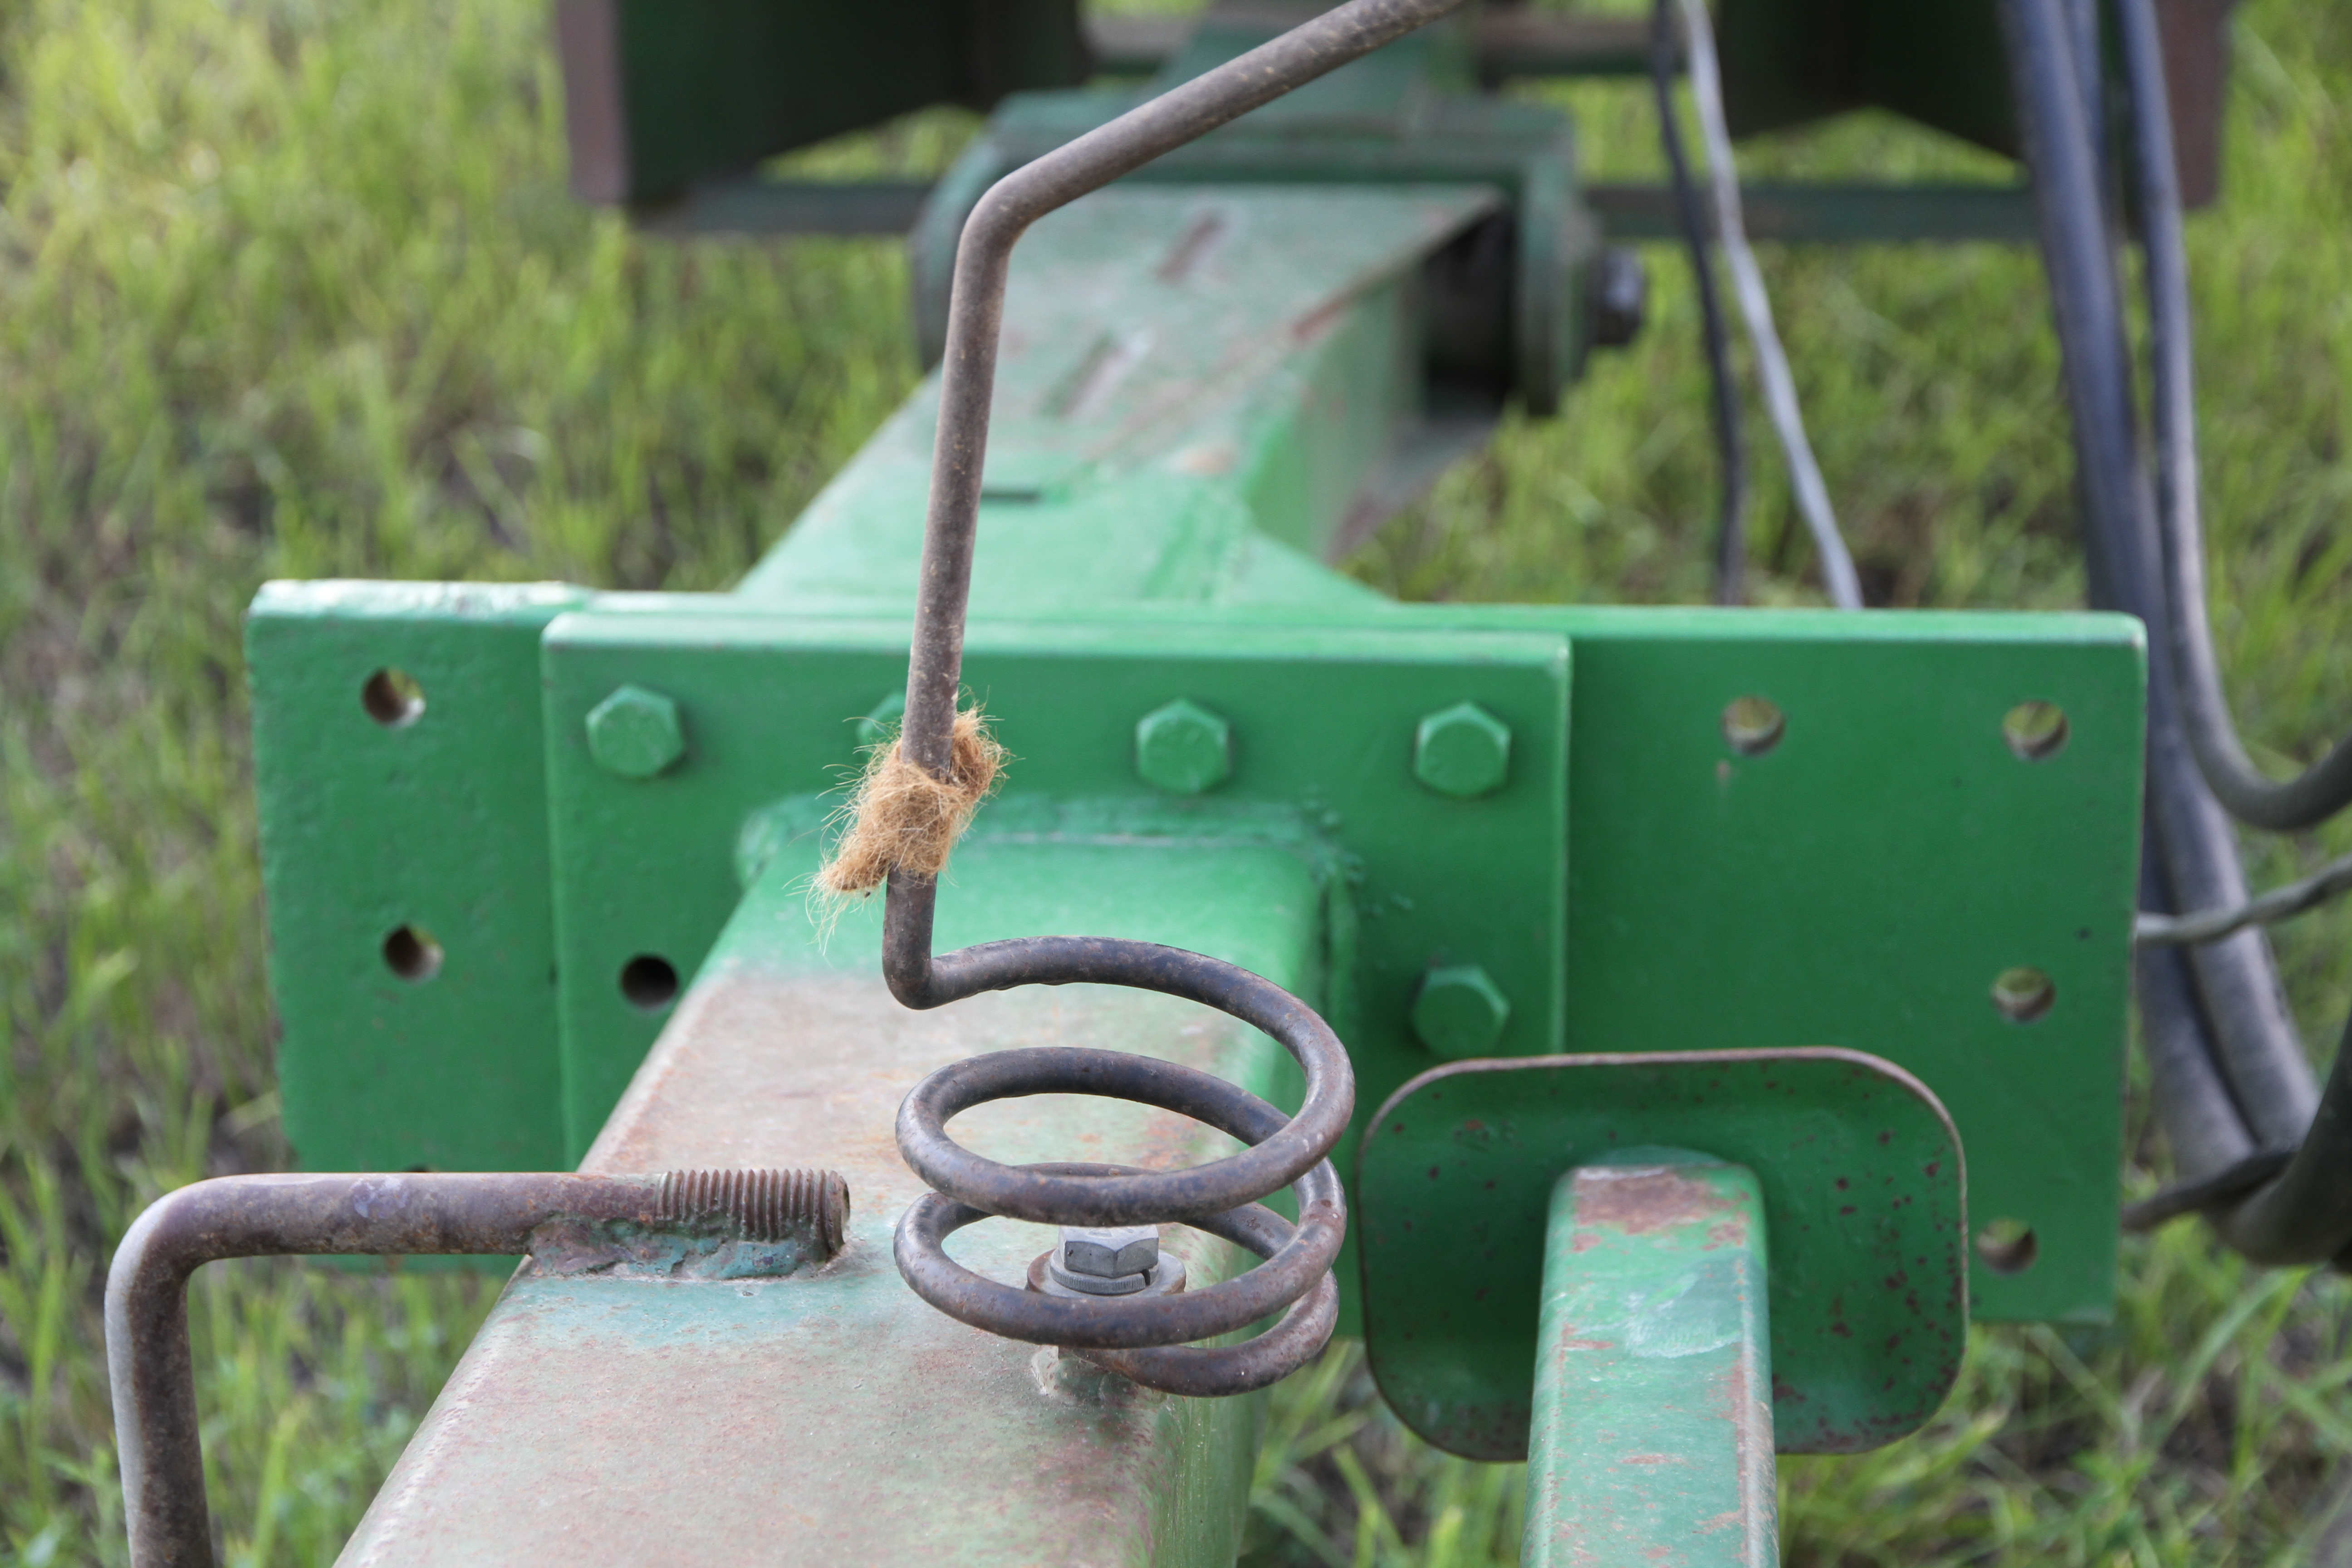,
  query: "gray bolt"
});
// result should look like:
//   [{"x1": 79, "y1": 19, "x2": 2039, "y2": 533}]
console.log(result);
[
  {"x1": 1135, "y1": 698, "x2": 1233, "y2": 795},
  {"x1": 1590, "y1": 245, "x2": 1647, "y2": 349},
  {"x1": 586, "y1": 684, "x2": 686, "y2": 779},
  {"x1": 1411, "y1": 963, "x2": 1512, "y2": 1058},
  {"x1": 1052, "y1": 1224, "x2": 1160, "y2": 1296},
  {"x1": 1413, "y1": 701, "x2": 1512, "y2": 799}
]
